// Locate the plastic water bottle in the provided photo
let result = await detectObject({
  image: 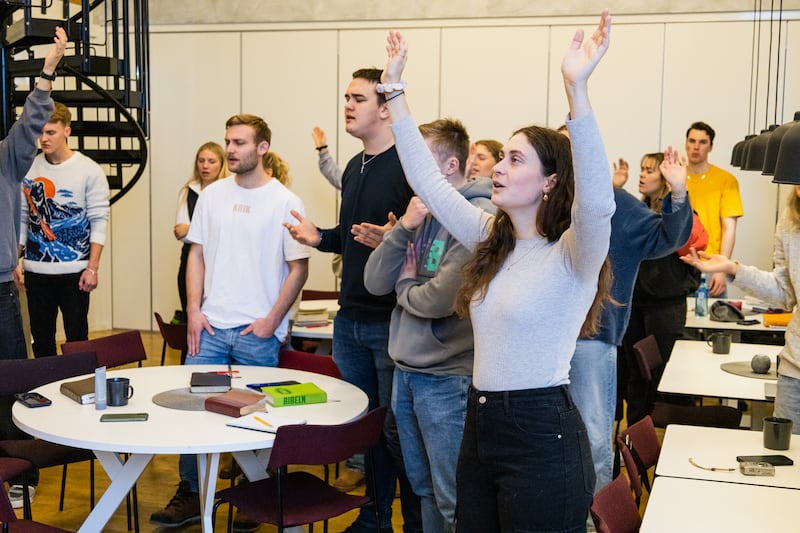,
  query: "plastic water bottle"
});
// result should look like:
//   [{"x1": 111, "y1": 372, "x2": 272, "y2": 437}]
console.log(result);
[
  {"x1": 695, "y1": 275, "x2": 709, "y2": 317},
  {"x1": 94, "y1": 366, "x2": 107, "y2": 410}
]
